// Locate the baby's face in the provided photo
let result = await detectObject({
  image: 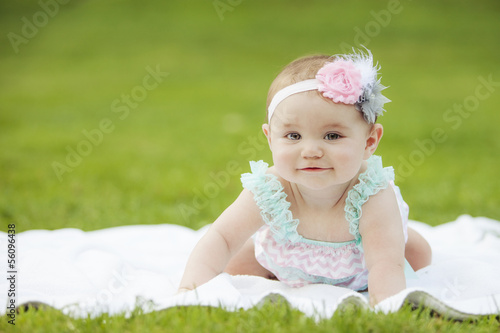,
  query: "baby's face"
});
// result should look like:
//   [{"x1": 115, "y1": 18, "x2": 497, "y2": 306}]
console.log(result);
[{"x1": 265, "y1": 91, "x2": 373, "y2": 190}]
